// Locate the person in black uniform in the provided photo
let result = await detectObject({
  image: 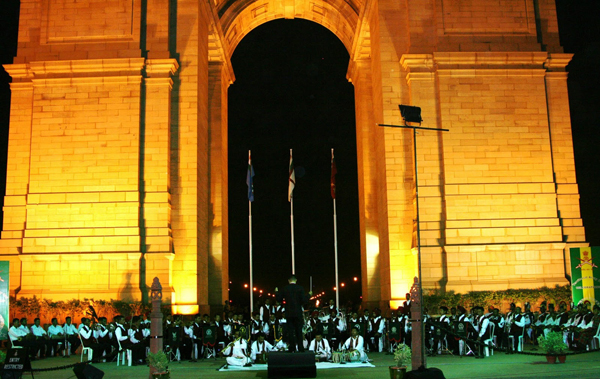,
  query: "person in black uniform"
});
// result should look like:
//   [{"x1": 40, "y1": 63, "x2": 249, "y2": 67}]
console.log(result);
[{"x1": 275, "y1": 275, "x2": 312, "y2": 352}]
